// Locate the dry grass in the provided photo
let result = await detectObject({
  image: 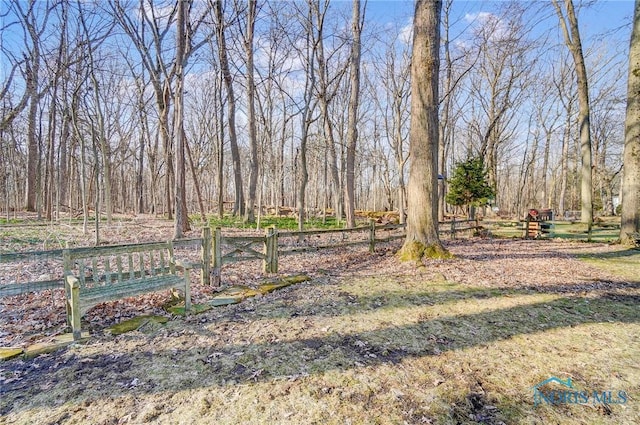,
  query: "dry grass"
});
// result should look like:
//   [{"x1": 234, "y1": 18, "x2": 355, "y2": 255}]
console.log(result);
[{"x1": 1, "y1": 231, "x2": 639, "y2": 424}]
